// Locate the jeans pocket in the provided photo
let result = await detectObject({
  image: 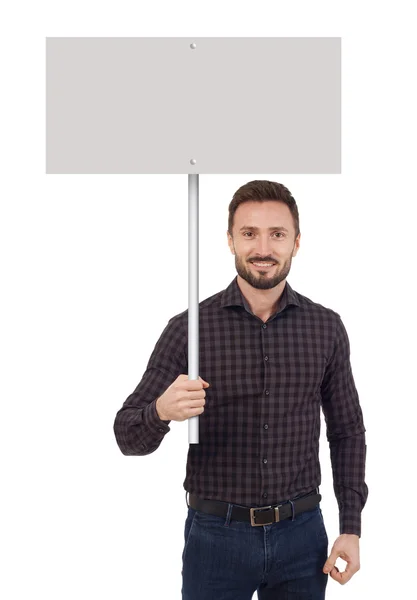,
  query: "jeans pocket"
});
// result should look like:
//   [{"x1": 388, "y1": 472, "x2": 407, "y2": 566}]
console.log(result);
[
  {"x1": 182, "y1": 508, "x2": 197, "y2": 564},
  {"x1": 317, "y1": 507, "x2": 328, "y2": 543}
]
